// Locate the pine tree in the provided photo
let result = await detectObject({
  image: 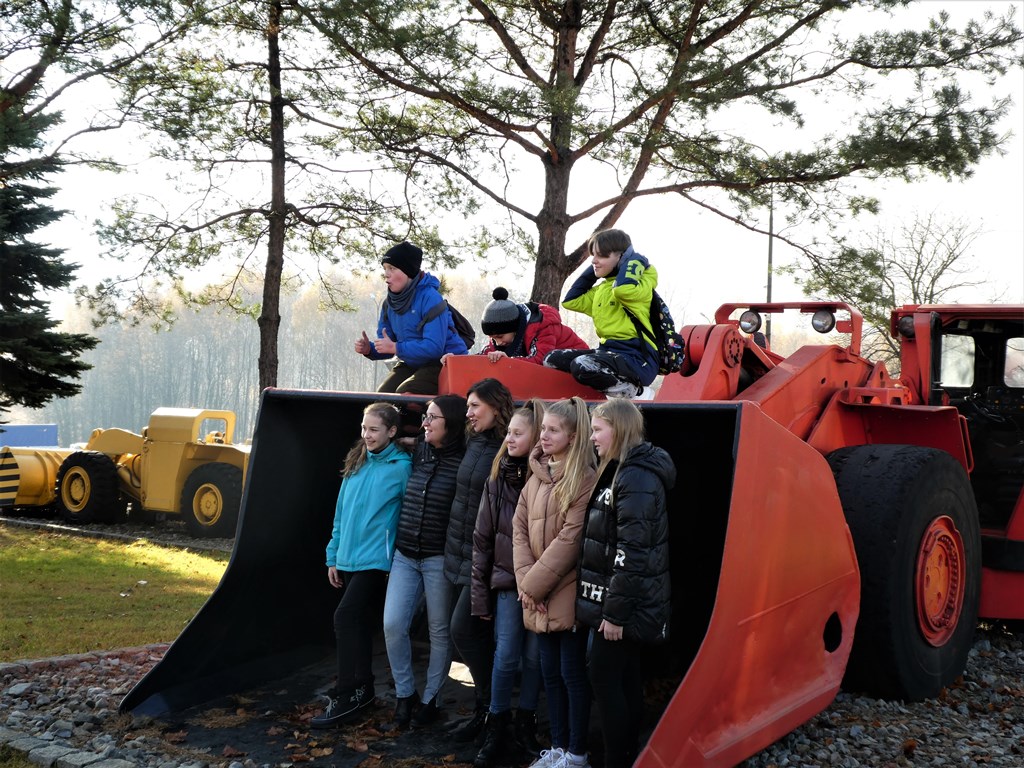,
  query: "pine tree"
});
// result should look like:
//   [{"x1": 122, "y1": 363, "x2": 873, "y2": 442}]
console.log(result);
[{"x1": 0, "y1": 105, "x2": 99, "y2": 416}]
